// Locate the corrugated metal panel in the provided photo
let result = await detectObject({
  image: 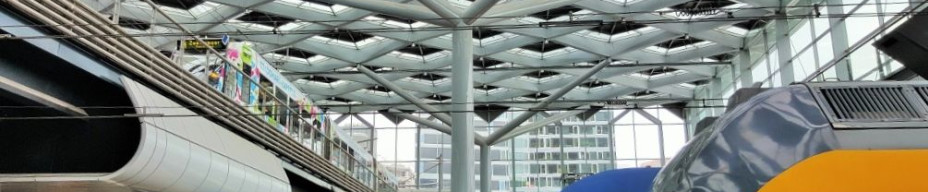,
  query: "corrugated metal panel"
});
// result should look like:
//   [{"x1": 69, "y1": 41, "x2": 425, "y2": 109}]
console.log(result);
[{"x1": 819, "y1": 87, "x2": 921, "y2": 121}]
